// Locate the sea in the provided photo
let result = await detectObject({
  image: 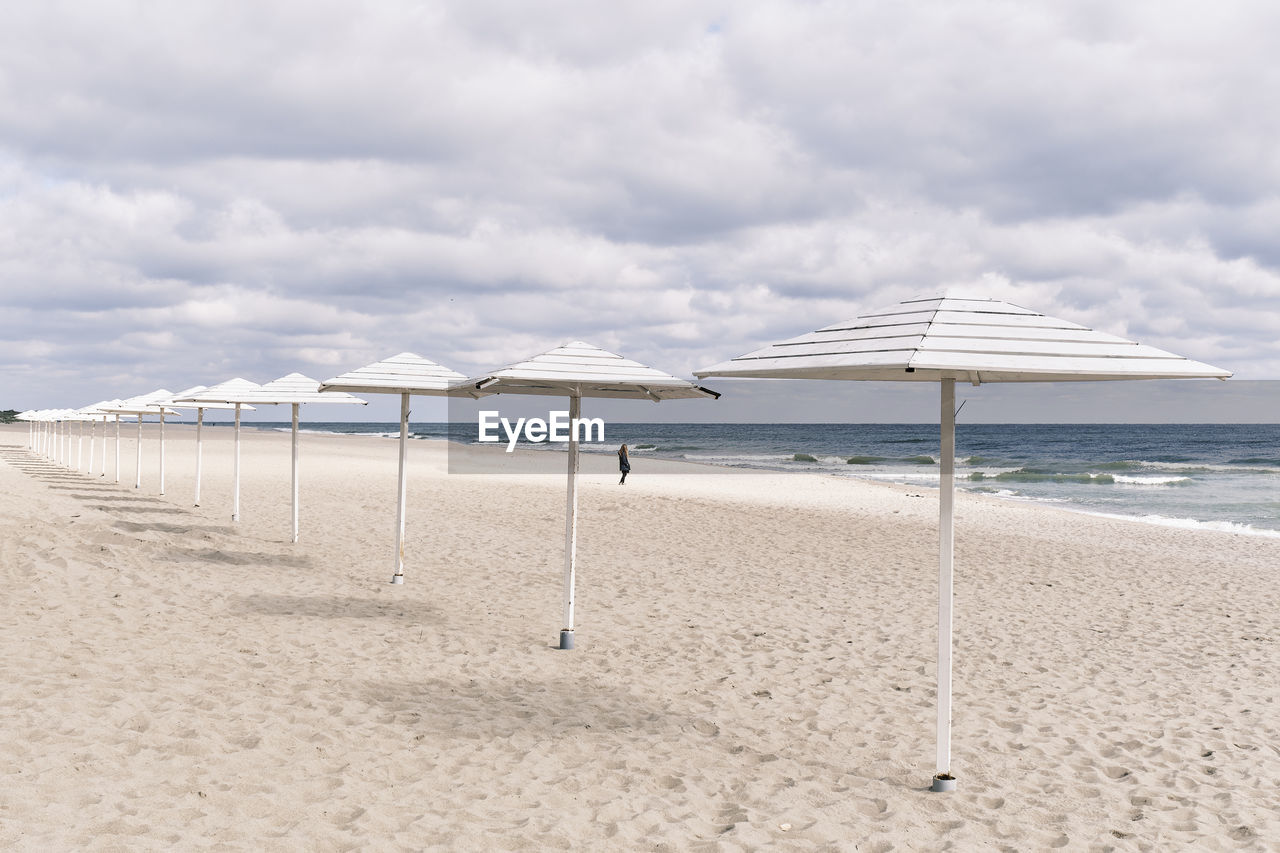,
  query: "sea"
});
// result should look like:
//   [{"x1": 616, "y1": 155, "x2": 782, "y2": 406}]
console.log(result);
[{"x1": 238, "y1": 422, "x2": 1280, "y2": 537}]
